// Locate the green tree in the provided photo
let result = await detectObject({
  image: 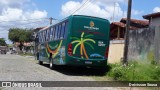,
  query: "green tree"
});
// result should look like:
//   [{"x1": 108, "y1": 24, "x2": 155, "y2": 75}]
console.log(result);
[
  {"x1": 0, "y1": 38, "x2": 7, "y2": 46},
  {"x1": 8, "y1": 28, "x2": 34, "y2": 51}
]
